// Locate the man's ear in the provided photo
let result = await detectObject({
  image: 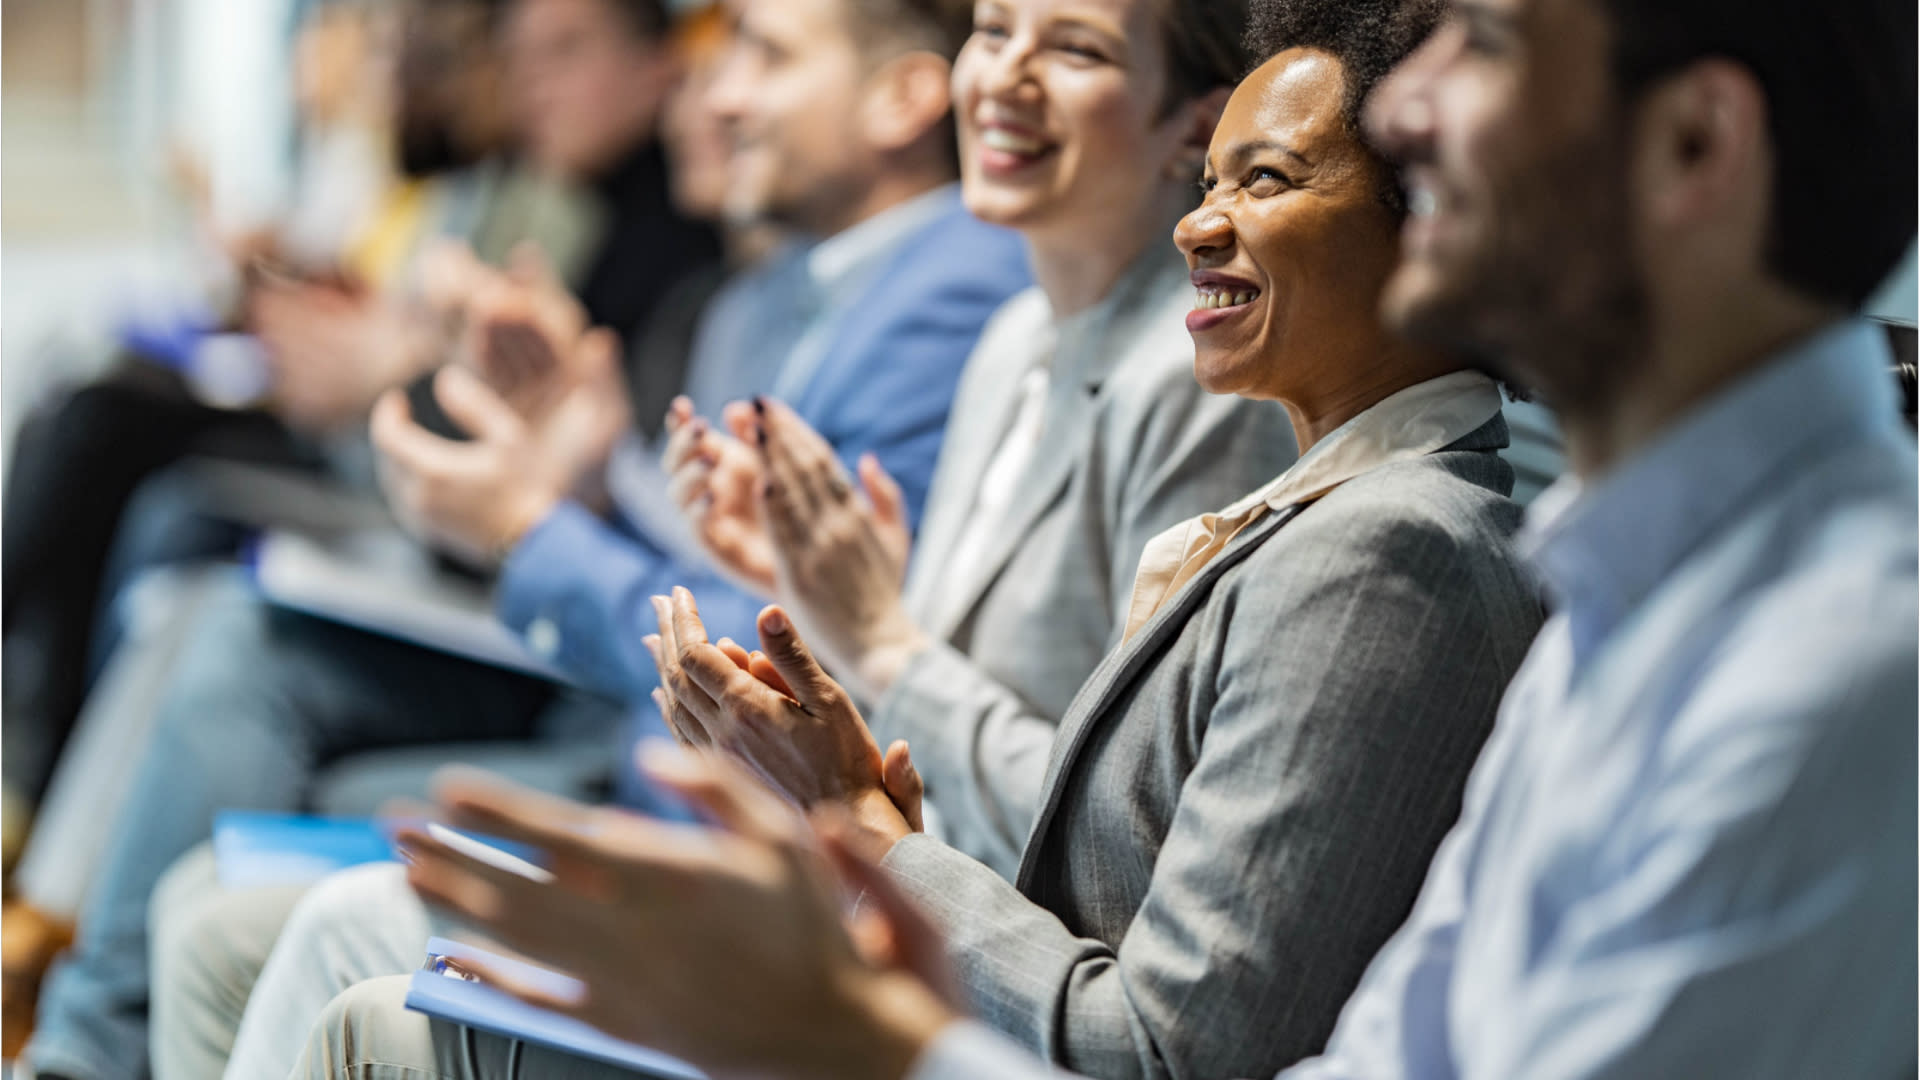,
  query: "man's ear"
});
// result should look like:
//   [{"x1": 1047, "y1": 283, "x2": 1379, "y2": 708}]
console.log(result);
[
  {"x1": 1160, "y1": 86, "x2": 1230, "y2": 182},
  {"x1": 1631, "y1": 59, "x2": 1769, "y2": 233},
  {"x1": 858, "y1": 51, "x2": 956, "y2": 155}
]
